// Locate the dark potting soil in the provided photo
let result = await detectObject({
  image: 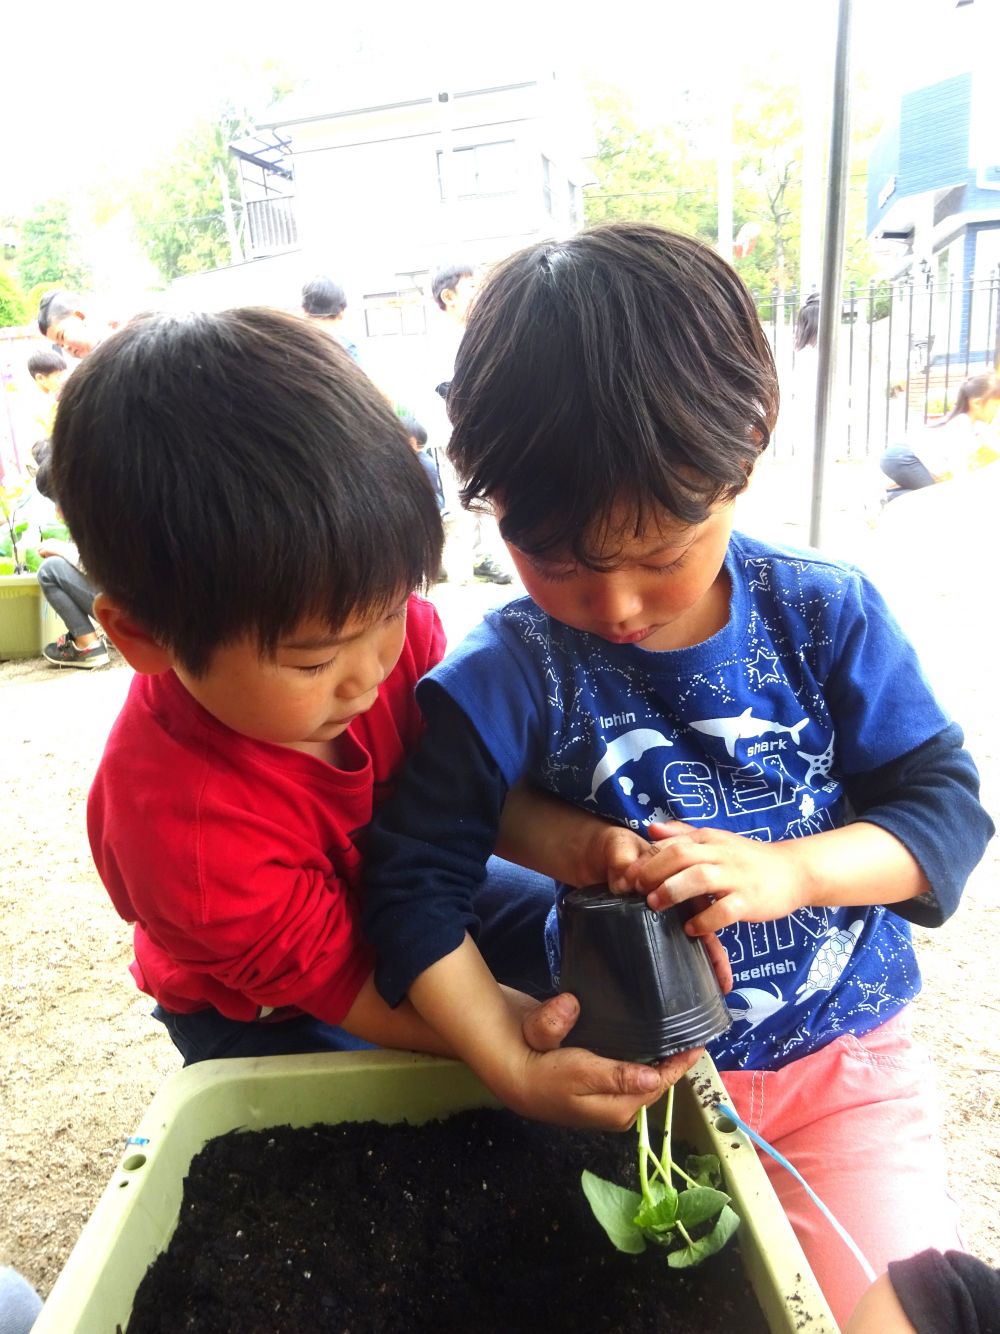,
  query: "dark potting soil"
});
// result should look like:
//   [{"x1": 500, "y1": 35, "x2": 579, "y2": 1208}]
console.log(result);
[{"x1": 127, "y1": 1108, "x2": 768, "y2": 1334}]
